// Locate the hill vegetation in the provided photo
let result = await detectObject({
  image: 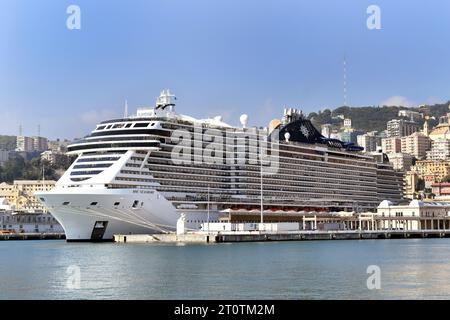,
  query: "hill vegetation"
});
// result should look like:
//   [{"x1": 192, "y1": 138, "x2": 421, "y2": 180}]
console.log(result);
[
  {"x1": 307, "y1": 101, "x2": 450, "y2": 133},
  {"x1": 0, "y1": 154, "x2": 75, "y2": 183},
  {"x1": 0, "y1": 135, "x2": 17, "y2": 151}
]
